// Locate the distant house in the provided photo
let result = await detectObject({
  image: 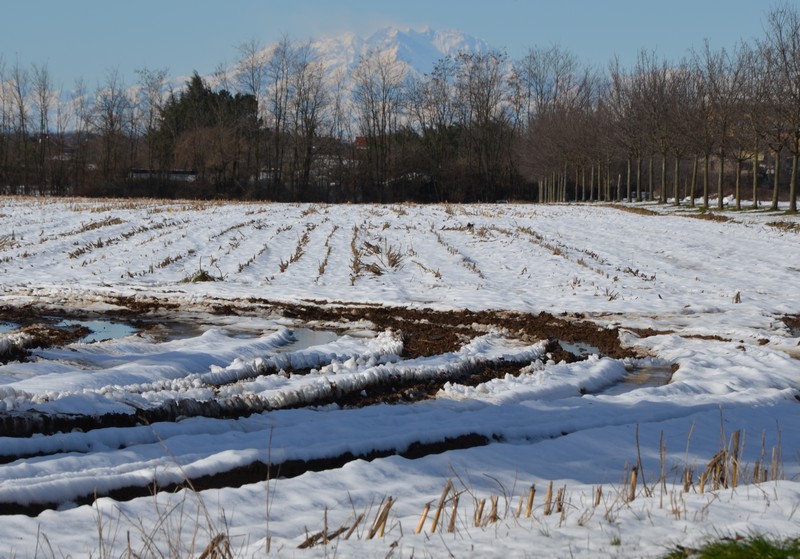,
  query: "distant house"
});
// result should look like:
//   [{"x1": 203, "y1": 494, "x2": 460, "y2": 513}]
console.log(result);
[{"x1": 130, "y1": 169, "x2": 197, "y2": 182}]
